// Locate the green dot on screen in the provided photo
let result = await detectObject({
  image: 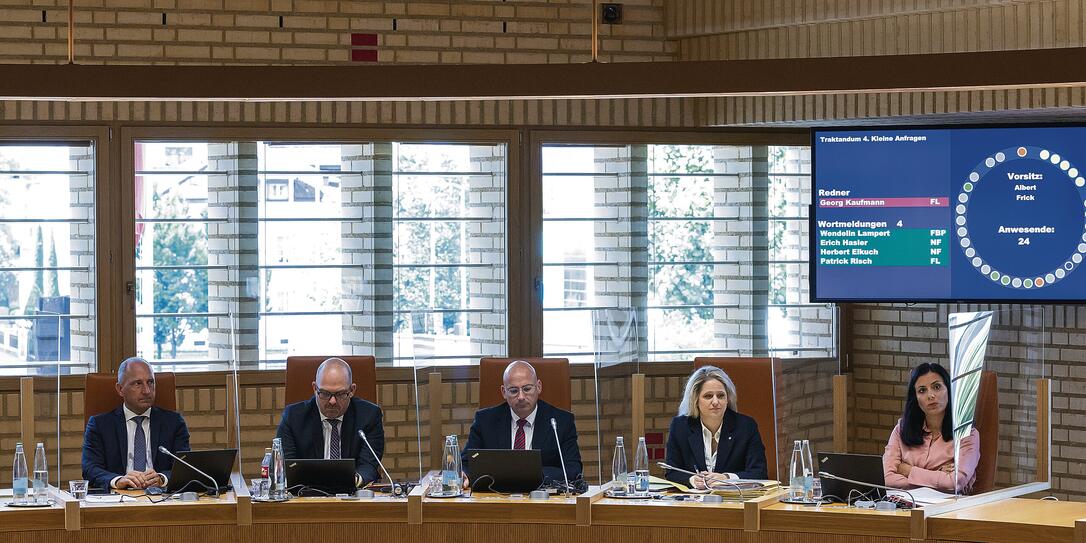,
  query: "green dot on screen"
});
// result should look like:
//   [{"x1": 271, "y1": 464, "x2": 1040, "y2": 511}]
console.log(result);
[
  {"x1": 990, "y1": 272, "x2": 999, "y2": 280},
  {"x1": 964, "y1": 183, "x2": 974, "y2": 192},
  {"x1": 1001, "y1": 276, "x2": 1011, "y2": 285}
]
